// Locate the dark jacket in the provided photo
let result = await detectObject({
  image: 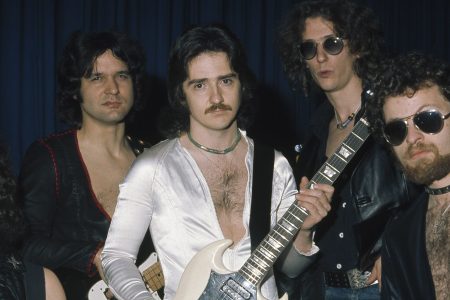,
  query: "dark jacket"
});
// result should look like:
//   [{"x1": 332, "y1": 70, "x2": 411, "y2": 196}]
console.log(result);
[
  {"x1": 381, "y1": 191, "x2": 435, "y2": 299},
  {"x1": 18, "y1": 130, "x2": 152, "y2": 300},
  {"x1": 0, "y1": 256, "x2": 45, "y2": 300},
  {"x1": 289, "y1": 99, "x2": 420, "y2": 298}
]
